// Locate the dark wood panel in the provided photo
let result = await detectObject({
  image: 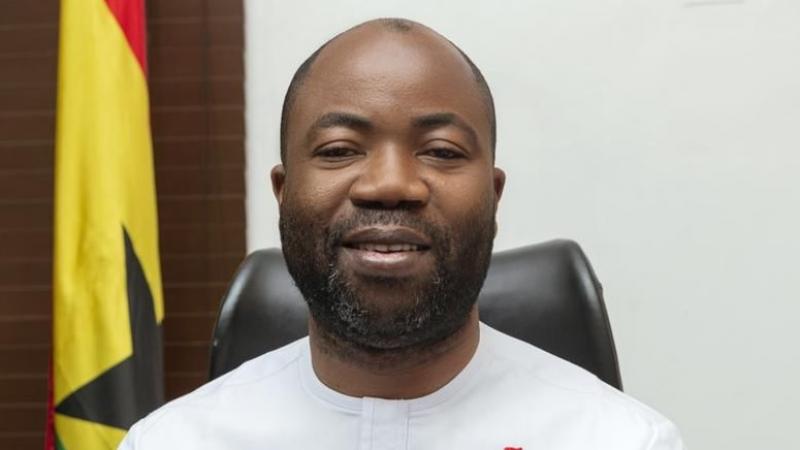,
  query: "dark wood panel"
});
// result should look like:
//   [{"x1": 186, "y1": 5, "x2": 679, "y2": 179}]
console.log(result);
[
  {"x1": 159, "y1": 223, "x2": 246, "y2": 255},
  {"x1": 161, "y1": 254, "x2": 242, "y2": 284},
  {"x1": 0, "y1": 169, "x2": 52, "y2": 201},
  {"x1": 163, "y1": 283, "x2": 228, "y2": 314},
  {"x1": 0, "y1": 289, "x2": 50, "y2": 316},
  {"x1": 0, "y1": 377, "x2": 46, "y2": 404},
  {"x1": 0, "y1": 2, "x2": 58, "y2": 443},
  {"x1": 0, "y1": 260, "x2": 50, "y2": 286},
  {"x1": 150, "y1": 108, "x2": 205, "y2": 136},
  {"x1": 0, "y1": 144, "x2": 53, "y2": 170},
  {"x1": 0, "y1": 200, "x2": 51, "y2": 230},
  {"x1": 163, "y1": 314, "x2": 218, "y2": 342},
  {"x1": 156, "y1": 166, "x2": 244, "y2": 197},
  {"x1": 148, "y1": 0, "x2": 205, "y2": 20},
  {"x1": 150, "y1": 106, "x2": 244, "y2": 137},
  {"x1": 0, "y1": 318, "x2": 50, "y2": 346},
  {"x1": 0, "y1": 24, "x2": 57, "y2": 55},
  {"x1": 150, "y1": 47, "x2": 243, "y2": 80},
  {"x1": 148, "y1": 0, "x2": 242, "y2": 20},
  {"x1": 164, "y1": 342, "x2": 212, "y2": 373},
  {"x1": 165, "y1": 372, "x2": 206, "y2": 399},
  {"x1": 0, "y1": 0, "x2": 58, "y2": 26},
  {"x1": 0, "y1": 346, "x2": 48, "y2": 374},
  {"x1": 157, "y1": 196, "x2": 244, "y2": 225},
  {"x1": 149, "y1": 18, "x2": 242, "y2": 48},
  {"x1": 206, "y1": 106, "x2": 246, "y2": 136},
  {"x1": 153, "y1": 136, "x2": 245, "y2": 168},
  {"x1": 0, "y1": 404, "x2": 44, "y2": 432},
  {"x1": 0, "y1": 53, "x2": 56, "y2": 85},
  {"x1": 149, "y1": 77, "x2": 243, "y2": 108},
  {"x1": 0, "y1": 228, "x2": 51, "y2": 260},
  {"x1": 0, "y1": 111, "x2": 54, "y2": 142},
  {"x1": 0, "y1": 433, "x2": 42, "y2": 450},
  {"x1": 207, "y1": 0, "x2": 244, "y2": 17},
  {"x1": 0, "y1": 85, "x2": 56, "y2": 112}
]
